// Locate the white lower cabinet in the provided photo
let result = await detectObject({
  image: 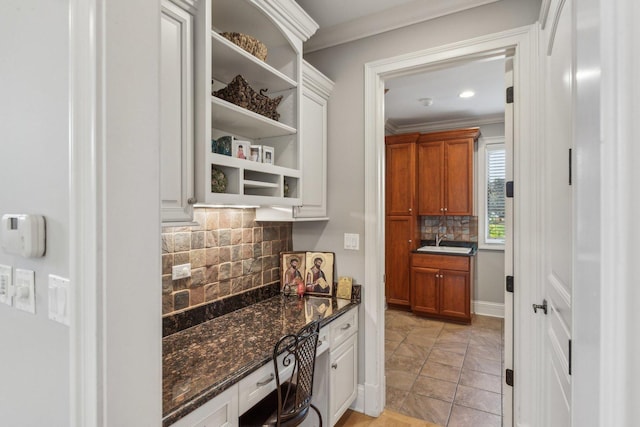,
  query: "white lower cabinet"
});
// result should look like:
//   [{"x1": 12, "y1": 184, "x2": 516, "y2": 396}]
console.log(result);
[
  {"x1": 170, "y1": 384, "x2": 239, "y2": 427},
  {"x1": 329, "y1": 333, "x2": 358, "y2": 426}
]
